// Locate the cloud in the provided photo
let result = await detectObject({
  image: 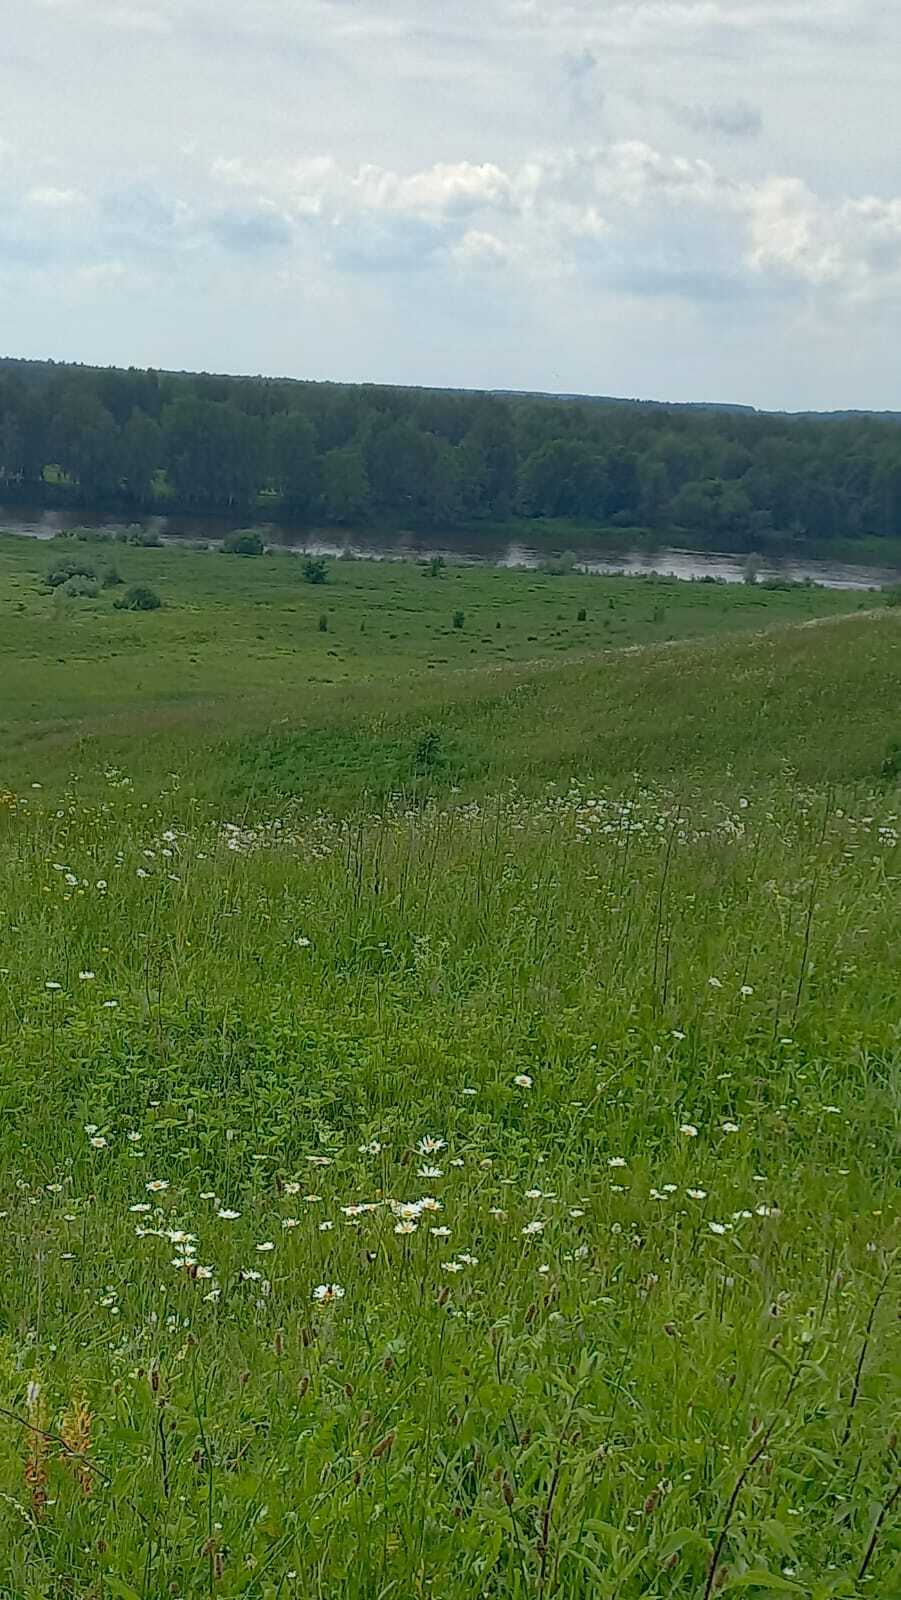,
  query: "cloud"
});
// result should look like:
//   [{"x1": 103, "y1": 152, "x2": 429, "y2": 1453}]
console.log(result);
[
  {"x1": 745, "y1": 177, "x2": 901, "y2": 296},
  {"x1": 209, "y1": 208, "x2": 292, "y2": 252},
  {"x1": 27, "y1": 186, "x2": 88, "y2": 209},
  {"x1": 559, "y1": 47, "x2": 604, "y2": 115},
  {"x1": 7, "y1": 139, "x2": 900, "y2": 309},
  {"x1": 667, "y1": 98, "x2": 762, "y2": 138}
]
